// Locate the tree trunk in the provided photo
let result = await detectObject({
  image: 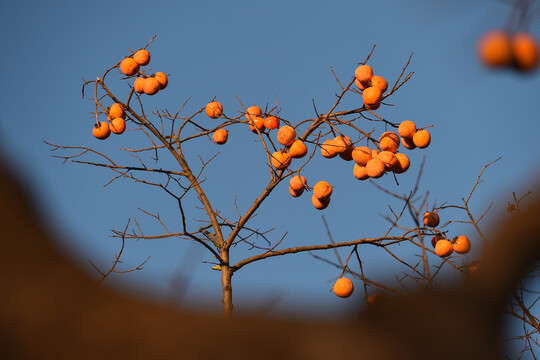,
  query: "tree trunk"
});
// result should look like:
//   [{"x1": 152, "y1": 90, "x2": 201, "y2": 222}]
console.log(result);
[{"x1": 220, "y1": 250, "x2": 234, "y2": 317}]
